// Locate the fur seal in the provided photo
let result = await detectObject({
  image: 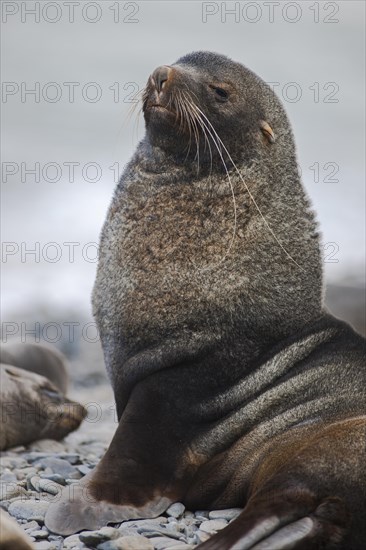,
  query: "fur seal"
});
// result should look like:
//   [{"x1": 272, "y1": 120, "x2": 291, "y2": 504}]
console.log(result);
[
  {"x1": 45, "y1": 52, "x2": 366, "y2": 549},
  {"x1": 1, "y1": 342, "x2": 69, "y2": 394},
  {"x1": 0, "y1": 343, "x2": 85, "y2": 450},
  {"x1": 0, "y1": 509, "x2": 35, "y2": 550}
]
